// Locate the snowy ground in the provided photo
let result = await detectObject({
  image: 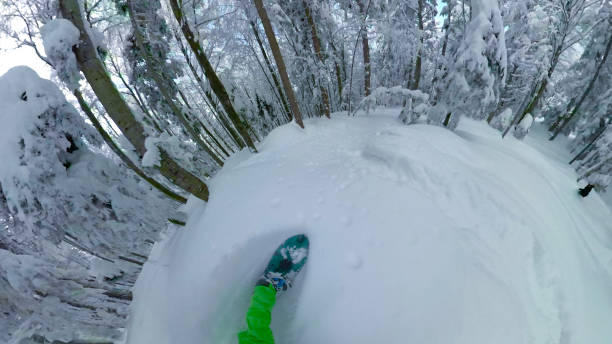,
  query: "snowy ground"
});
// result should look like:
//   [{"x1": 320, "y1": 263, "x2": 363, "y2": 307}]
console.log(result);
[{"x1": 126, "y1": 109, "x2": 612, "y2": 344}]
